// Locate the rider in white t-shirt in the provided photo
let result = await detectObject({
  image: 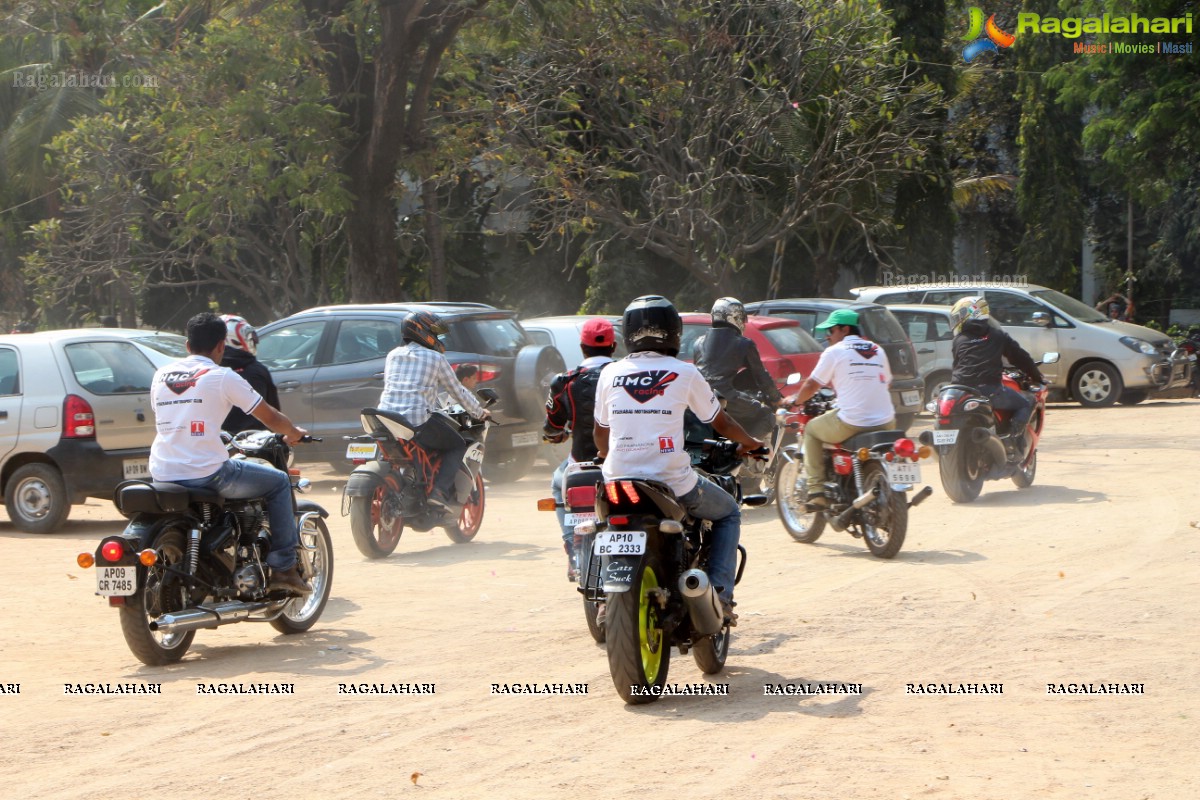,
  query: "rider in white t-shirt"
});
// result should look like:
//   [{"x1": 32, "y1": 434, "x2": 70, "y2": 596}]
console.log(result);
[
  {"x1": 783, "y1": 308, "x2": 895, "y2": 509},
  {"x1": 594, "y1": 296, "x2": 764, "y2": 623},
  {"x1": 150, "y1": 312, "x2": 311, "y2": 596}
]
